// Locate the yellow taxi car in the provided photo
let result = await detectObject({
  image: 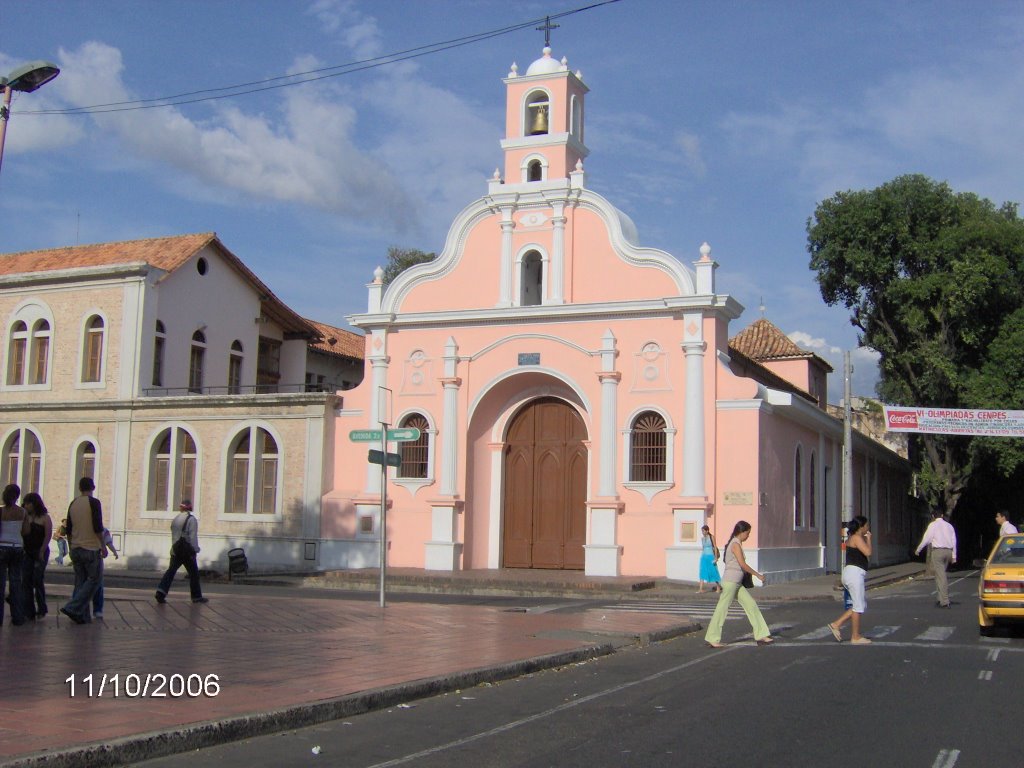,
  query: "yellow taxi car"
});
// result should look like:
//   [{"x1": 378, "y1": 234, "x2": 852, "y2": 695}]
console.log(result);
[{"x1": 979, "y1": 534, "x2": 1024, "y2": 636}]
